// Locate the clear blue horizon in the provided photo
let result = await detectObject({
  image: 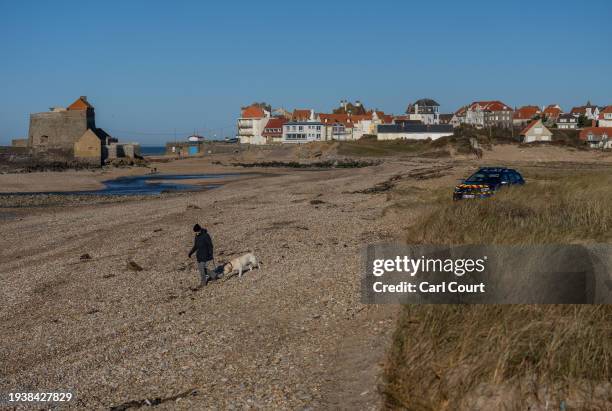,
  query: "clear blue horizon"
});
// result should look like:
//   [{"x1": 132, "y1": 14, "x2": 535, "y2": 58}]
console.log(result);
[{"x1": 1, "y1": 0, "x2": 611, "y2": 145}]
